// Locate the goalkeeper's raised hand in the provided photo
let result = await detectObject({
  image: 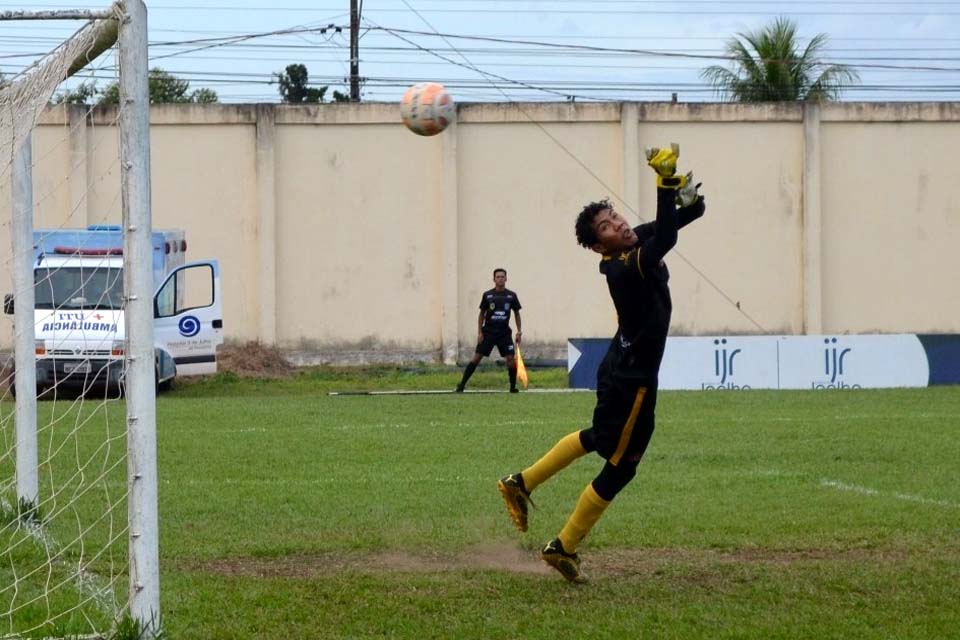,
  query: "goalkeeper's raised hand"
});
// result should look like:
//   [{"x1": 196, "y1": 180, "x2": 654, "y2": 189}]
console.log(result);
[
  {"x1": 645, "y1": 143, "x2": 687, "y2": 189},
  {"x1": 676, "y1": 172, "x2": 703, "y2": 207}
]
